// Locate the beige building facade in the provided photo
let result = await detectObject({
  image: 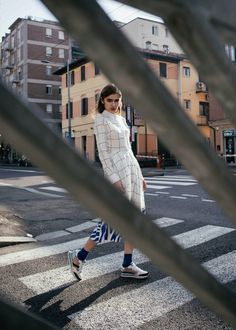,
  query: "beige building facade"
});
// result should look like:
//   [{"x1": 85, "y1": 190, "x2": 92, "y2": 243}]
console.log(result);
[{"x1": 56, "y1": 49, "x2": 209, "y2": 164}]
